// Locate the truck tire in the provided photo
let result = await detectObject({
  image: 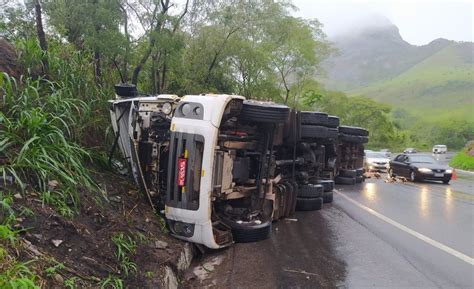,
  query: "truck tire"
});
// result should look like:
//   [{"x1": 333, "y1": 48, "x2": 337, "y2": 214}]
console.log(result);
[
  {"x1": 297, "y1": 184, "x2": 323, "y2": 198},
  {"x1": 339, "y1": 125, "x2": 369, "y2": 136},
  {"x1": 339, "y1": 134, "x2": 358, "y2": 143},
  {"x1": 356, "y1": 168, "x2": 364, "y2": 177},
  {"x1": 240, "y1": 100, "x2": 289, "y2": 123},
  {"x1": 355, "y1": 176, "x2": 364, "y2": 183},
  {"x1": 335, "y1": 176, "x2": 356, "y2": 185},
  {"x1": 339, "y1": 169, "x2": 357, "y2": 178},
  {"x1": 295, "y1": 197, "x2": 323, "y2": 211},
  {"x1": 327, "y1": 128, "x2": 339, "y2": 139},
  {"x1": 300, "y1": 112, "x2": 328, "y2": 126},
  {"x1": 327, "y1": 116, "x2": 340, "y2": 128},
  {"x1": 222, "y1": 216, "x2": 272, "y2": 243},
  {"x1": 323, "y1": 191, "x2": 333, "y2": 203},
  {"x1": 314, "y1": 179, "x2": 334, "y2": 192},
  {"x1": 301, "y1": 125, "x2": 328, "y2": 139}
]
